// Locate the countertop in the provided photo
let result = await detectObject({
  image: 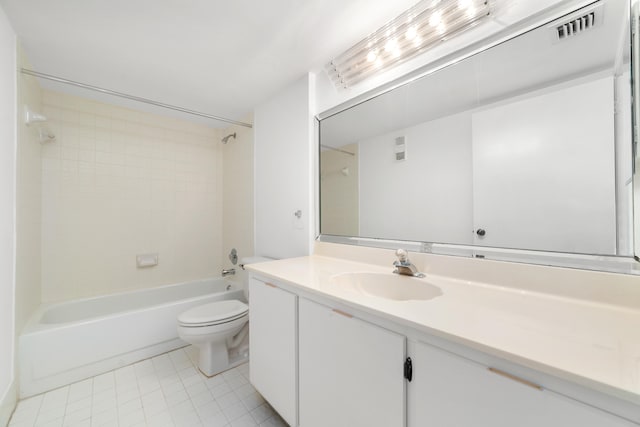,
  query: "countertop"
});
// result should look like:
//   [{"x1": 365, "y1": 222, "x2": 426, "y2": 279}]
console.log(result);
[{"x1": 246, "y1": 254, "x2": 640, "y2": 406}]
